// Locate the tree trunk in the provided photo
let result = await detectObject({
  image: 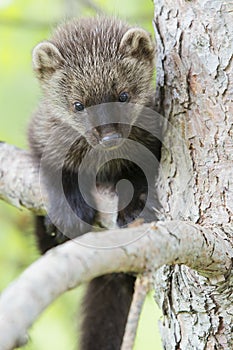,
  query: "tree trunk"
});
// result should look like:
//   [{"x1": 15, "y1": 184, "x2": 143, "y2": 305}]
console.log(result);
[{"x1": 153, "y1": 0, "x2": 233, "y2": 349}]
